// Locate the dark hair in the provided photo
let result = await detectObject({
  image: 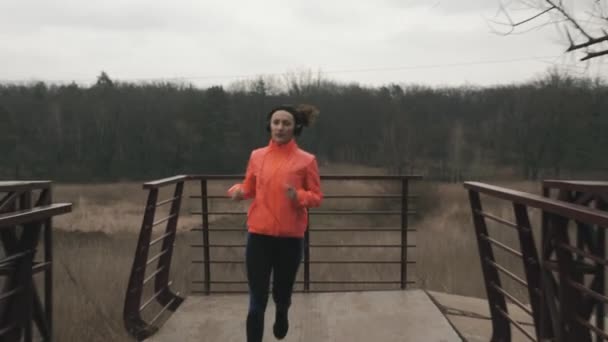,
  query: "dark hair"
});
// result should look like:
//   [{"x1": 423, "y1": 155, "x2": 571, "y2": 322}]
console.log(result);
[{"x1": 266, "y1": 104, "x2": 320, "y2": 136}]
